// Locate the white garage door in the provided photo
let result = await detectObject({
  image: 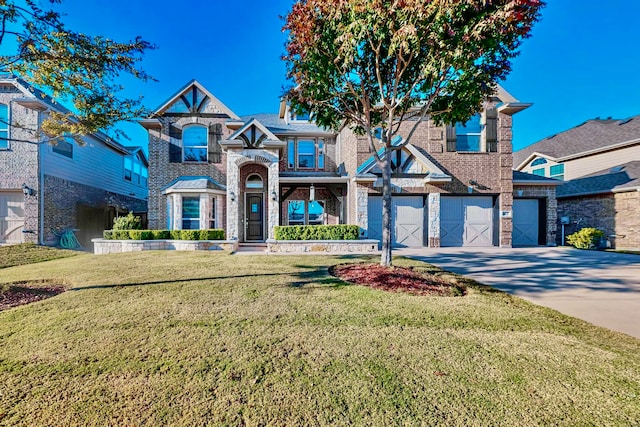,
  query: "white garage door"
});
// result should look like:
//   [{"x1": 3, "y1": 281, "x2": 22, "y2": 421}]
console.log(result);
[
  {"x1": 367, "y1": 196, "x2": 425, "y2": 247},
  {"x1": 513, "y1": 199, "x2": 539, "y2": 246},
  {"x1": 441, "y1": 196, "x2": 494, "y2": 247},
  {"x1": 0, "y1": 192, "x2": 25, "y2": 244}
]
